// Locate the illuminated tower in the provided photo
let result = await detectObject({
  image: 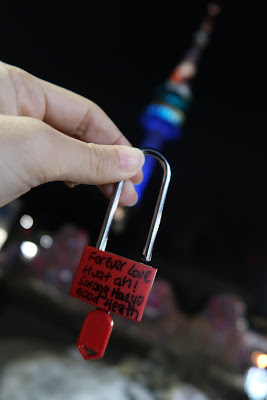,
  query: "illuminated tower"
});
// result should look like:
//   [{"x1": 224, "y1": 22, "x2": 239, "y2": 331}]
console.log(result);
[{"x1": 136, "y1": 1, "x2": 222, "y2": 202}]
